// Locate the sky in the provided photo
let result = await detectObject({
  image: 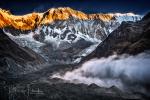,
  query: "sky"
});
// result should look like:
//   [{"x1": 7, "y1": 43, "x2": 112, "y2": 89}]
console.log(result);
[{"x1": 0, "y1": 0, "x2": 149, "y2": 15}]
